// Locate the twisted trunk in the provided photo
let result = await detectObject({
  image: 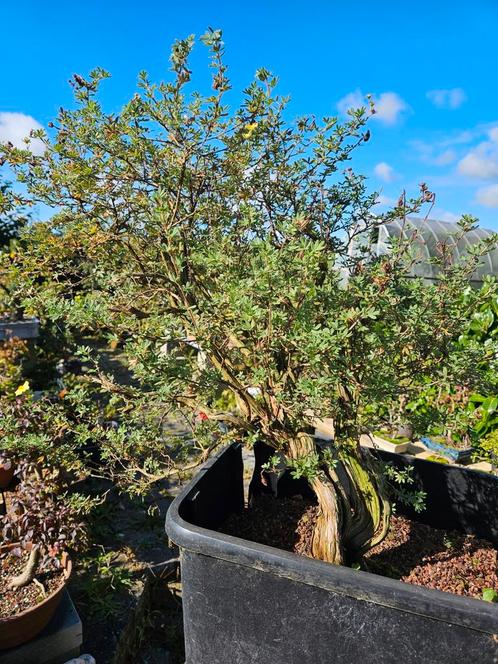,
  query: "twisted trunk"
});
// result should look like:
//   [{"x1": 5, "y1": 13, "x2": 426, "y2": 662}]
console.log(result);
[{"x1": 286, "y1": 433, "x2": 390, "y2": 565}]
